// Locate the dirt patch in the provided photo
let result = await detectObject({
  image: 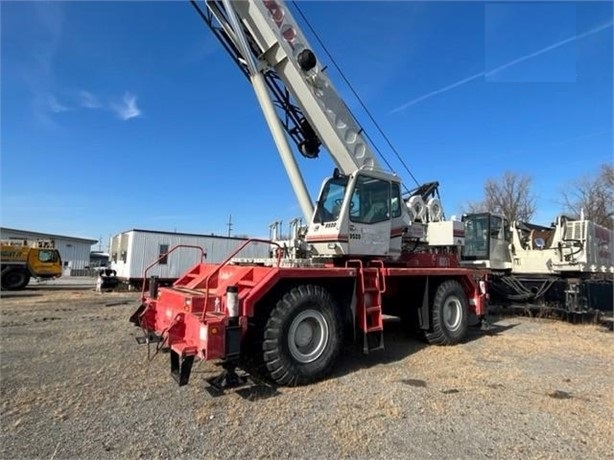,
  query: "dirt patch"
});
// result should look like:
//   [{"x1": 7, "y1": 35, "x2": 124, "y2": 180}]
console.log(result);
[{"x1": 1, "y1": 287, "x2": 613, "y2": 459}]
